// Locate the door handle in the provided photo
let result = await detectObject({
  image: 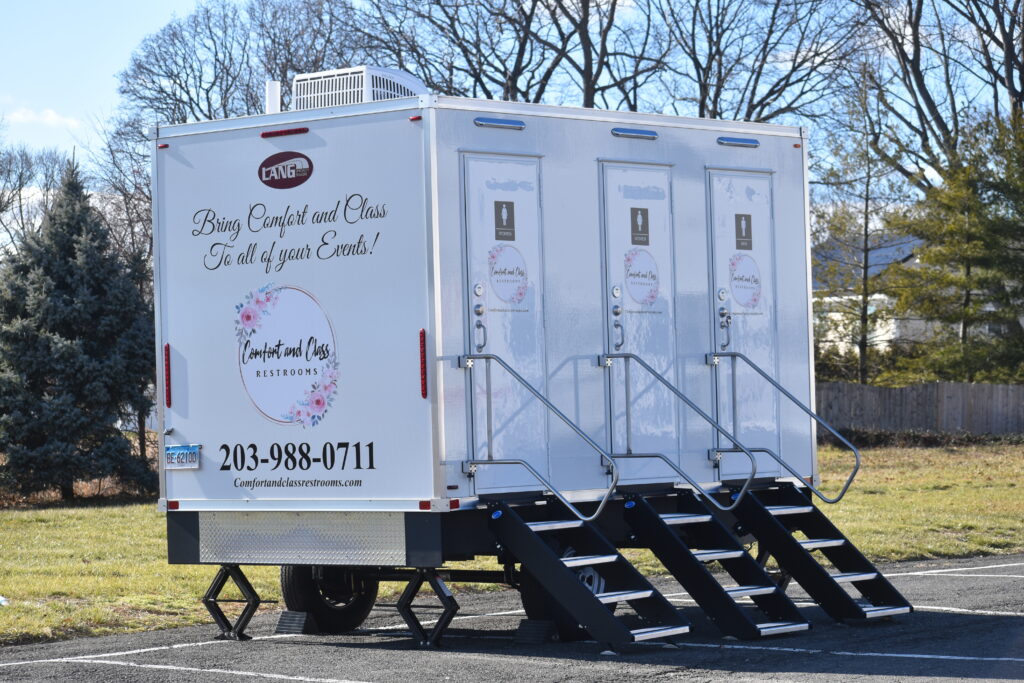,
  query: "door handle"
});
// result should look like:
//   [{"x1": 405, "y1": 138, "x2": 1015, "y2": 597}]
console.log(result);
[
  {"x1": 718, "y1": 306, "x2": 732, "y2": 350},
  {"x1": 613, "y1": 320, "x2": 625, "y2": 350},
  {"x1": 475, "y1": 320, "x2": 488, "y2": 352}
]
